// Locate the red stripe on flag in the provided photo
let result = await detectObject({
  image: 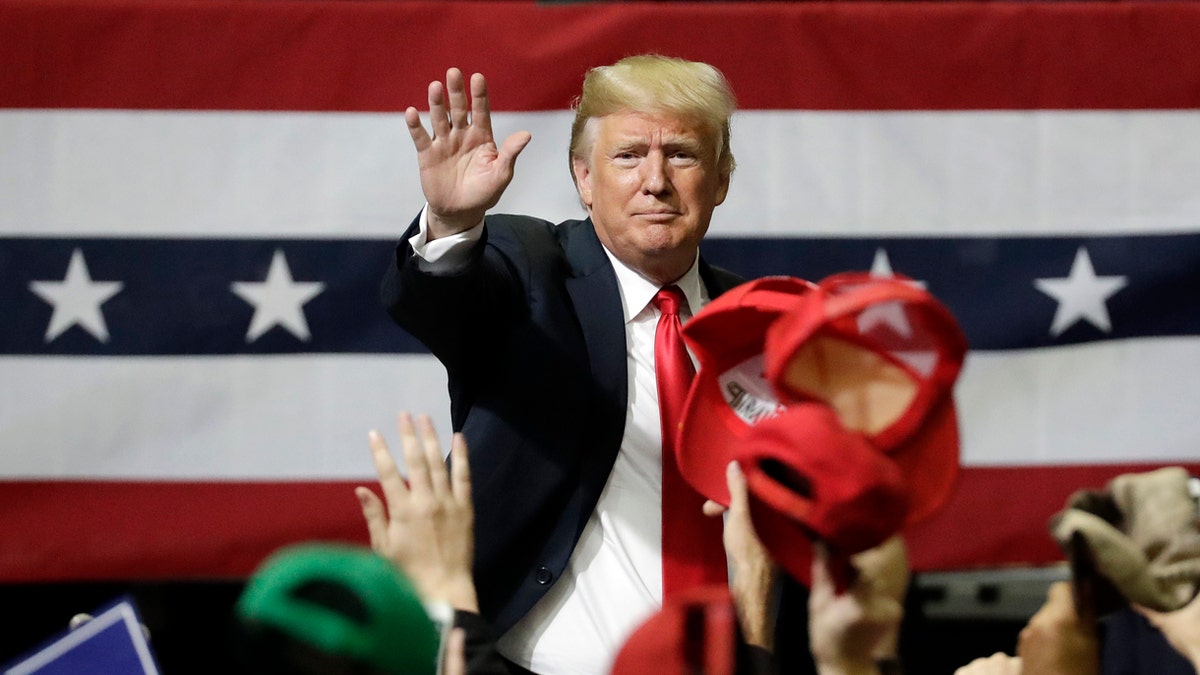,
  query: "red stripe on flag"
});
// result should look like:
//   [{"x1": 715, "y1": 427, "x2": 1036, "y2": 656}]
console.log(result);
[
  {"x1": 907, "y1": 462, "x2": 1200, "y2": 572},
  {"x1": 0, "y1": 480, "x2": 369, "y2": 581},
  {"x1": 3, "y1": 463, "x2": 1197, "y2": 581},
  {"x1": 5, "y1": 0, "x2": 1200, "y2": 111}
]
